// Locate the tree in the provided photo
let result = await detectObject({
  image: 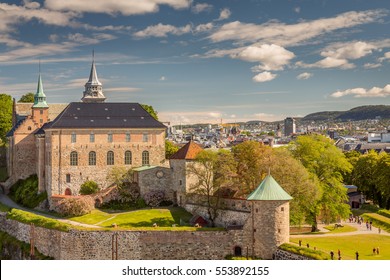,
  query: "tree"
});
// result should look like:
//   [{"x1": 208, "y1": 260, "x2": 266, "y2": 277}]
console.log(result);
[
  {"x1": 165, "y1": 140, "x2": 179, "y2": 159},
  {"x1": 106, "y1": 166, "x2": 134, "y2": 188},
  {"x1": 18, "y1": 93, "x2": 35, "y2": 103},
  {"x1": 141, "y1": 104, "x2": 158, "y2": 120},
  {"x1": 0, "y1": 94, "x2": 13, "y2": 143},
  {"x1": 289, "y1": 135, "x2": 352, "y2": 230},
  {"x1": 79, "y1": 180, "x2": 100, "y2": 195},
  {"x1": 187, "y1": 150, "x2": 236, "y2": 227},
  {"x1": 375, "y1": 153, "x2": 390, "y2": 209}
]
